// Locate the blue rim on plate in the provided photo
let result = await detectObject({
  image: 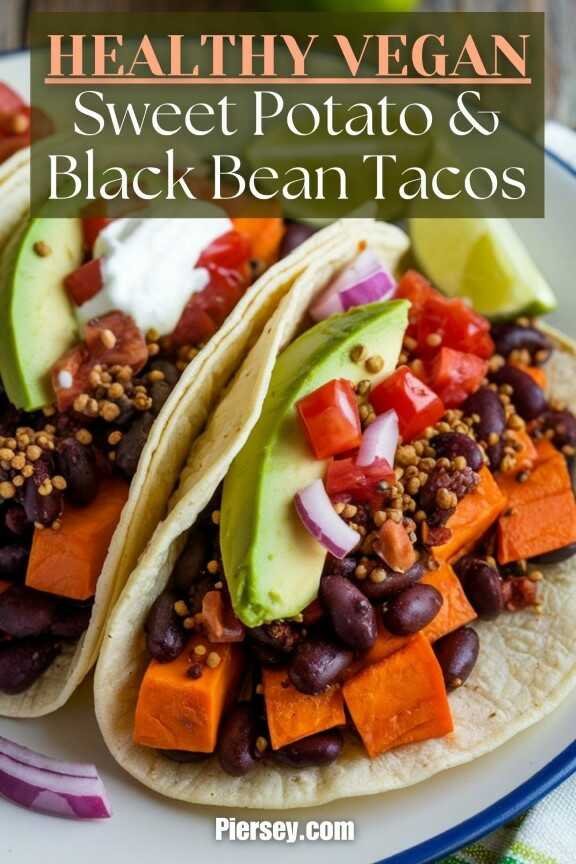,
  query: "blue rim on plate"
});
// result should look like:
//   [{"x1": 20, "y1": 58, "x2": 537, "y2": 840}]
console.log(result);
[
  {"x1": 1, "y1": 44, "x2": 575, "y2": 864},
  {"x1": 376, "y1": 146, "x2": 576, "y2": 864}
]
